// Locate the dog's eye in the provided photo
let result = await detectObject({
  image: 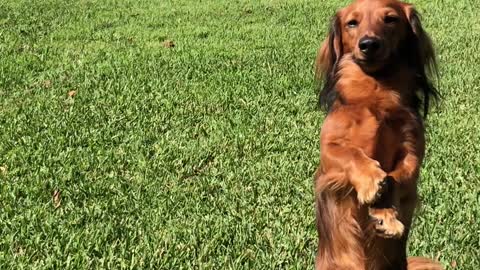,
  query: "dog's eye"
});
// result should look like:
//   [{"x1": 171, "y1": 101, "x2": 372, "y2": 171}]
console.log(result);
[
  {"x1": 384, "y1": 16, "x2": 399, "y2": 24},
  {"x1": 347, "y1": 19, "x2": 358, "y2": 28}
]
